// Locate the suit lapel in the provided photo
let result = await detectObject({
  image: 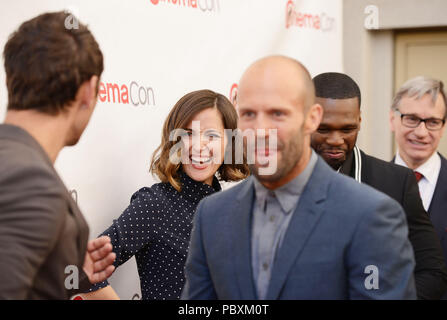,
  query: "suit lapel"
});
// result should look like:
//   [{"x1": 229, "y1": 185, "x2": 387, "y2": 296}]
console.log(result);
[
  {"x1": 359, "y1": 150, "x2": 370, "y2": 183},
  {"x1": 231, "y1": 177, "x2": 257, "y2": 299},
  {"x1": 428, "y1": 154, "x2": 447, "y2": 215},
  {"x1": 265, "y1": 158, "x2": 330, "y2": 300}
]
